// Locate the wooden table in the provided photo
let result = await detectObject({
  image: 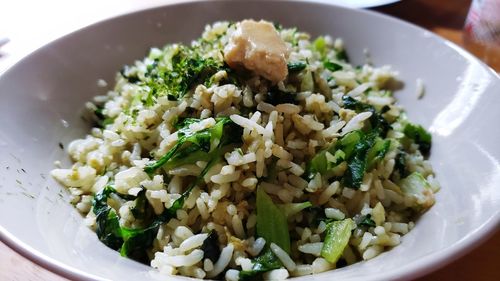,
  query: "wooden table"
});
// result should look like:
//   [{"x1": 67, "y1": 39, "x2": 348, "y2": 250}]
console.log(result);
[{"x1": 1, "y1": 0, "x2": 499, "y2": 280}]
